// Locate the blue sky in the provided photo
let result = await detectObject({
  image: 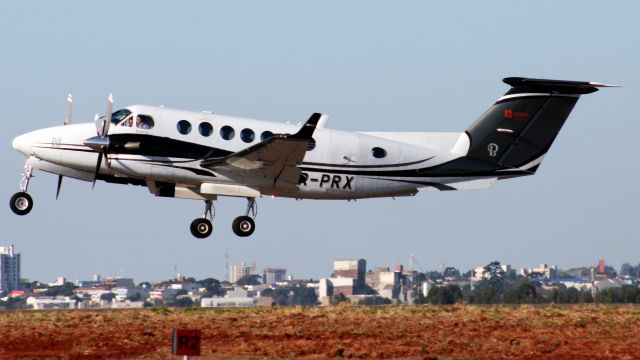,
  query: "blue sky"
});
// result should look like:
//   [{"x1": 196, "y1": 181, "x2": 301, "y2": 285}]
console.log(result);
[{"x1": 1, "y1": 1, "x2": 638, "y2": 282}]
